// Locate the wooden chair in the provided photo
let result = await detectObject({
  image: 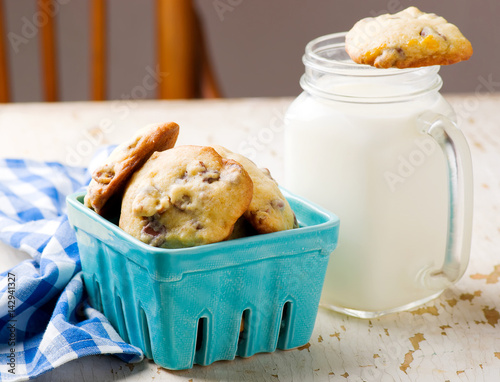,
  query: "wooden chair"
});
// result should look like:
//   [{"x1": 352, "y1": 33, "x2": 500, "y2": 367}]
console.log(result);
[{"x1": 0, "y1": 0, "x2": 221, "y2": 102}]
